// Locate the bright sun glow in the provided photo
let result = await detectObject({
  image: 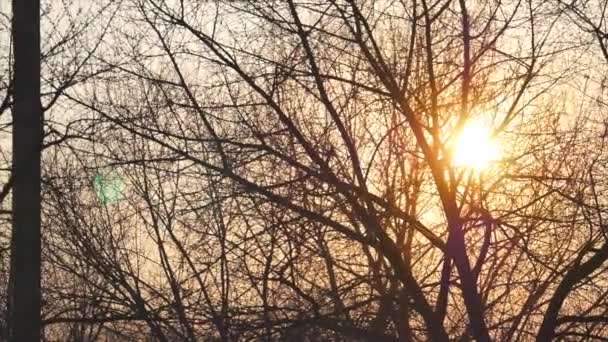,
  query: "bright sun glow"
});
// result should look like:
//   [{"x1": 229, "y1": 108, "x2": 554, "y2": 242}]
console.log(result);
[{"x1": 451, "y1": 121, "x2": 499, "y2": 170}]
